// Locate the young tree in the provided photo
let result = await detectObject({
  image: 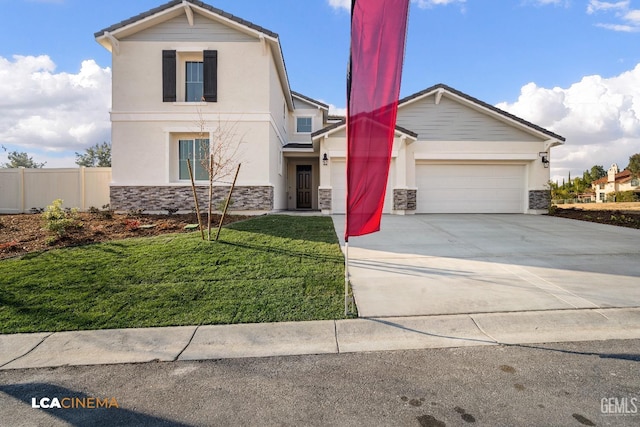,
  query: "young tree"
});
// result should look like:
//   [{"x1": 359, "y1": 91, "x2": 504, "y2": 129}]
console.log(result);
[
  {"x1": 627, "y1": 153, "x2": 640, "y2": 178},
  {"x1": 75, "y1": 142, "x2": 112, "y2": 167},
  {"x1": 1, "y1": 151, "x2": 46, "y2": 168},
  {"x1": 190, "y1": 109, "x2": 243, "y2": 240}
]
